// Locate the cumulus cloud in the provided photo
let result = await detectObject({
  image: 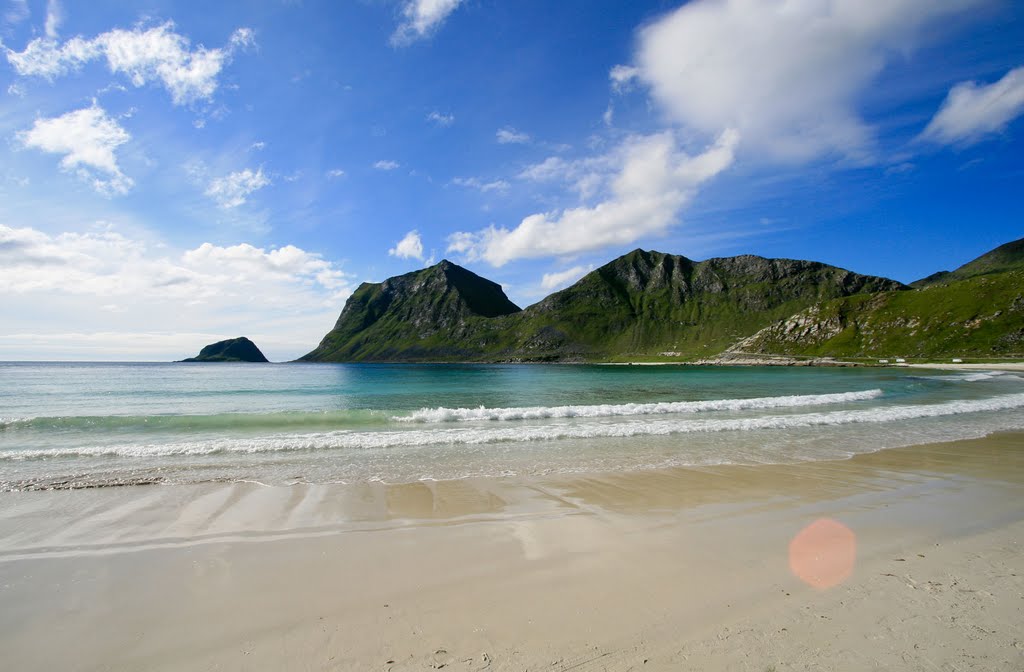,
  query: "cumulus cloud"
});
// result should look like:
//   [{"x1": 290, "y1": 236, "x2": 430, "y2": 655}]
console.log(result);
[
  {"x1": 496, "y1": 126, "x2": 530, "y2": 144},
  {"x1": 374, "y1": 160, "x2": 400, "y2": 171},
  {"x1": 0, "y1": 224, "x2": 351, "y2": 299},
  {"x1": 388, "y1": 230, "x2": 424, "y2": 260},
  {"x1": 391, "y1": 0, "x2": 464, "y2": 46},
  {"x1": 541, "y1": 265, "x2": 593, "y2": 292},
  {"x1": 621, "y1": 0, "x2": 985, "y2": 162},
  {"x1": 326, "y1": 168, "x2": 346, "y2": 179},
  {"x1": 0, "y1": 224, "x2": 355, "y2": 359},
  {"x1": 18, "y1": 103, "x2": 133, "y2": 196},
  {"x1": 427, "y1": 110, "x2": 455, "y2": 126},
  {"x1": 451, "y1": 176, "x2": 509, "y2": 193},
  {"x1": 205, "y1": 168, "x2": 270, "y2": 208},
  {"x1": 447, "y1": 129, "x2": 739, "y2": 266},
  {"x1": 921, "y1": 66, "x2": 1024, "y2": 146},
  {"x1": 4, "y1": 21, "x2": 254, "y2": 104}
]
